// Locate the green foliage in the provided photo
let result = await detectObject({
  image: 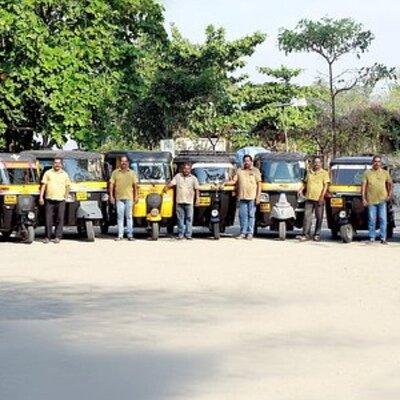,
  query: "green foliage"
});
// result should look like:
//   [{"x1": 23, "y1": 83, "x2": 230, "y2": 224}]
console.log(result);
[{"x1": 0, "y1": 0, "x2": 166, "y2": 151}]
